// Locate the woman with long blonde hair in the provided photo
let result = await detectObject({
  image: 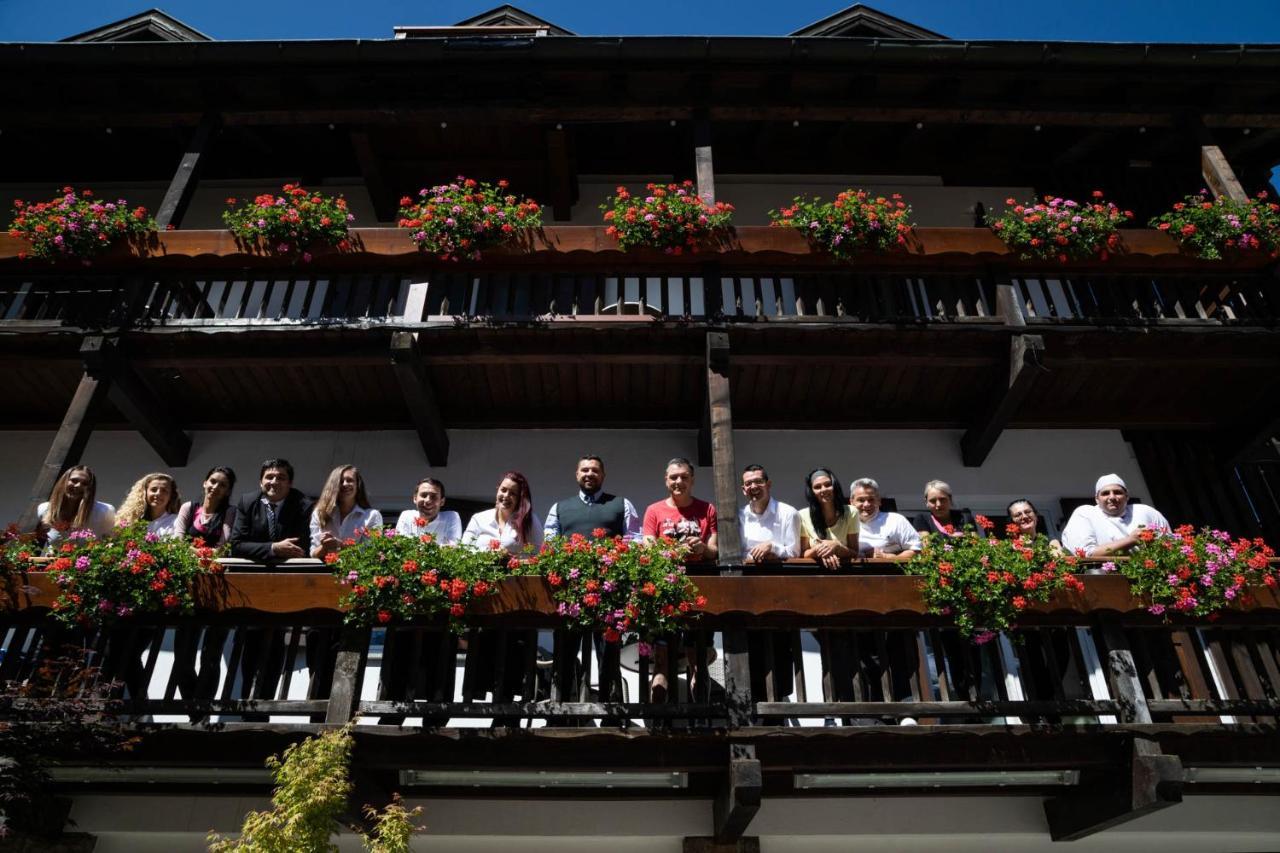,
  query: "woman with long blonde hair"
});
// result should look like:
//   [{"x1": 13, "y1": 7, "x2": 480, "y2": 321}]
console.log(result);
[
  {"x1": 117, "y1": 472, "x2": 183, "y2": 538},
  {"x1": 36, "y1": 465, "x2": 116, "y2": 548},
  {"x1": 309, "y1": 464, "x2": 383, "y2": 558}
]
